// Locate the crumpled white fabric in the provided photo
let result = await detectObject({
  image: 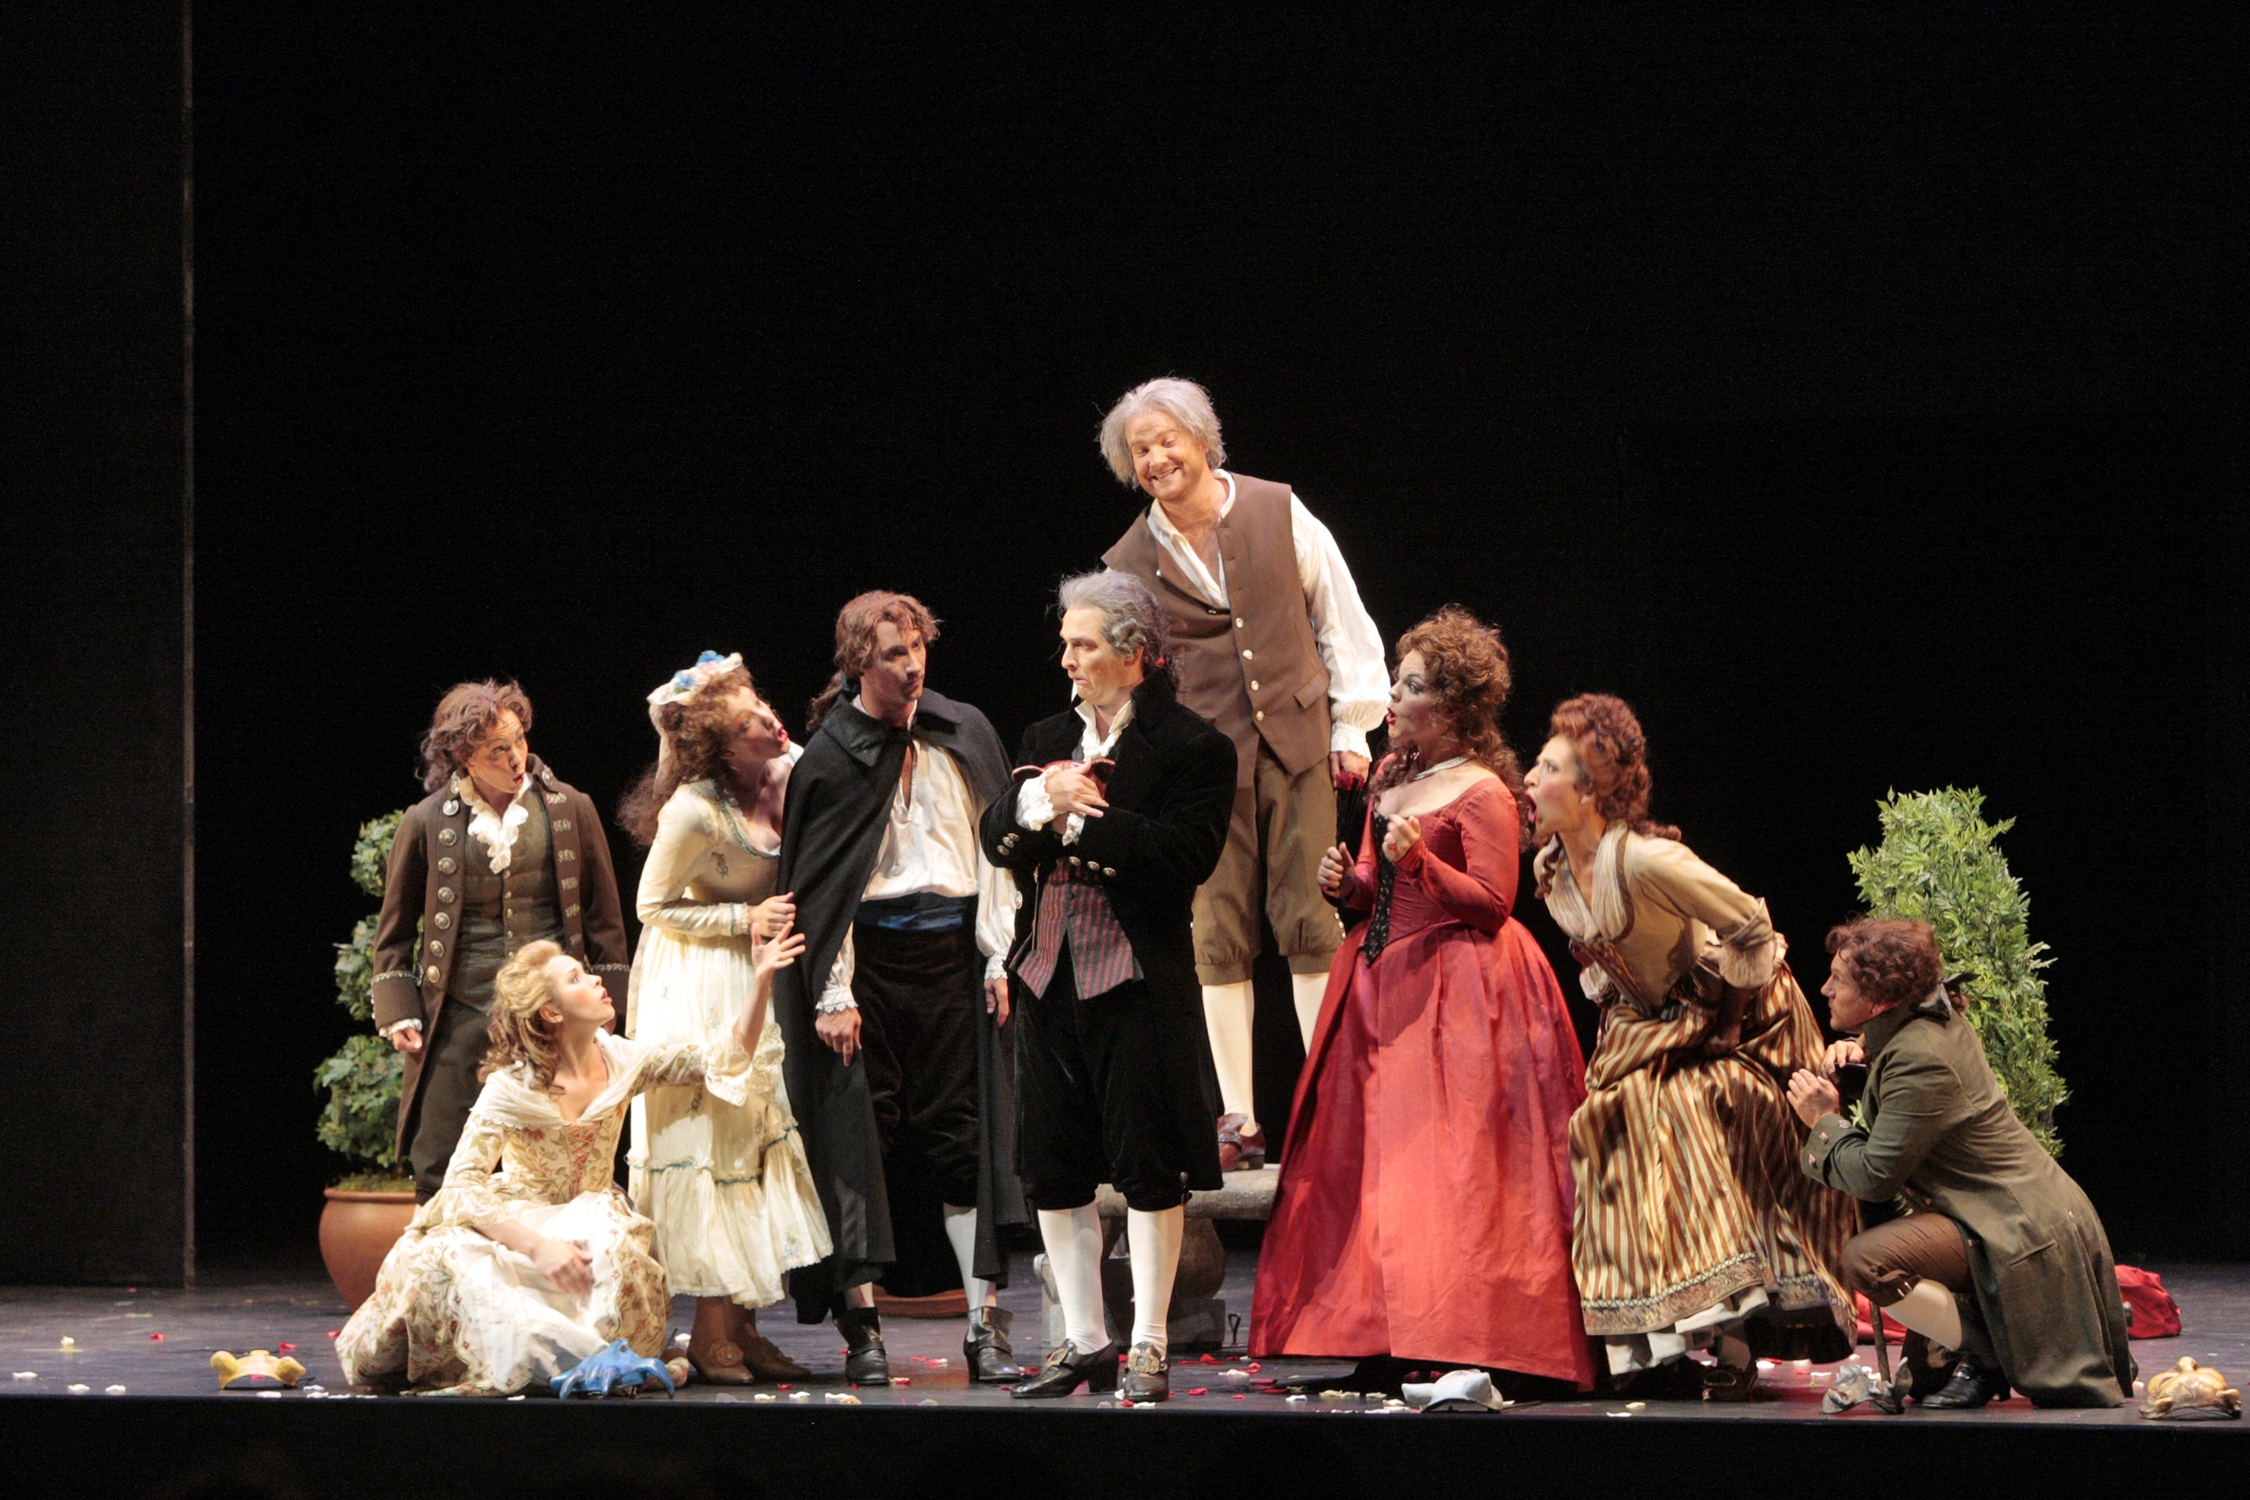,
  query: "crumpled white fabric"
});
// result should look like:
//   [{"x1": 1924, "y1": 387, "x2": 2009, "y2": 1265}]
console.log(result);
[{"x1": 1401, "y1": 1369, "x2": 1512, "y2": 1411}]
